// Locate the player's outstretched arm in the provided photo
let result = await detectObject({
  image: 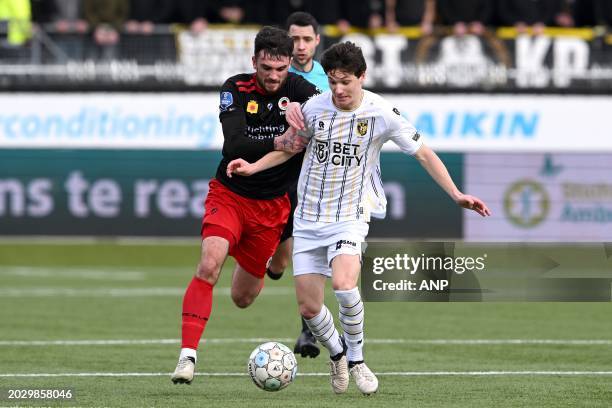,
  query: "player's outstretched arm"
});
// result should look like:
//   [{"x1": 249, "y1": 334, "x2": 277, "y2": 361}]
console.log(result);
[
  {"x1": 227, "y1": 150, "x2": 295, "y2": 178},
  {"x1": 414, "y1": 144, "x2": 492, "y2": 217}
]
